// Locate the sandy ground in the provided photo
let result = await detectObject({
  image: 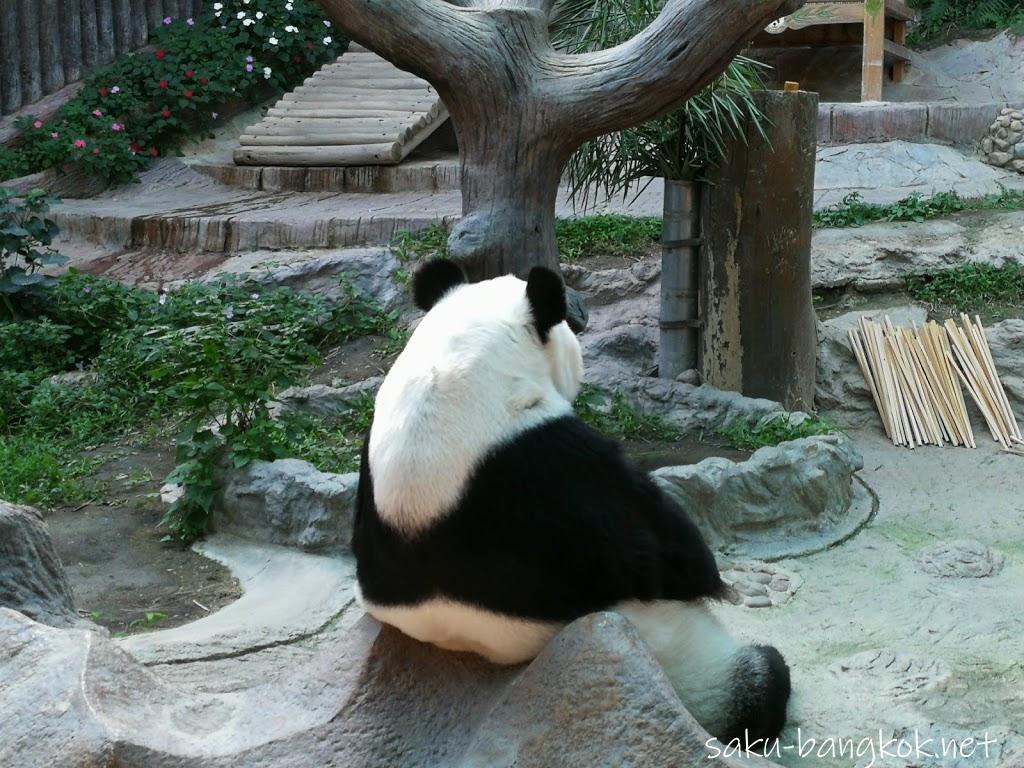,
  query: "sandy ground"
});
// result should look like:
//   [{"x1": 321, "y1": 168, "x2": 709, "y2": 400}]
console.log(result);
[{"x1": 720, "y1": 428, "x2": 1024, "y2": 767}]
